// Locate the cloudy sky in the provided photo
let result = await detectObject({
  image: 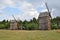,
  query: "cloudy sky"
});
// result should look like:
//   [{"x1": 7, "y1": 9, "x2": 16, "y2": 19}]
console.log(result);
[{"x1": 0, "y1": 0, "x2": 60, "y2": 21}]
